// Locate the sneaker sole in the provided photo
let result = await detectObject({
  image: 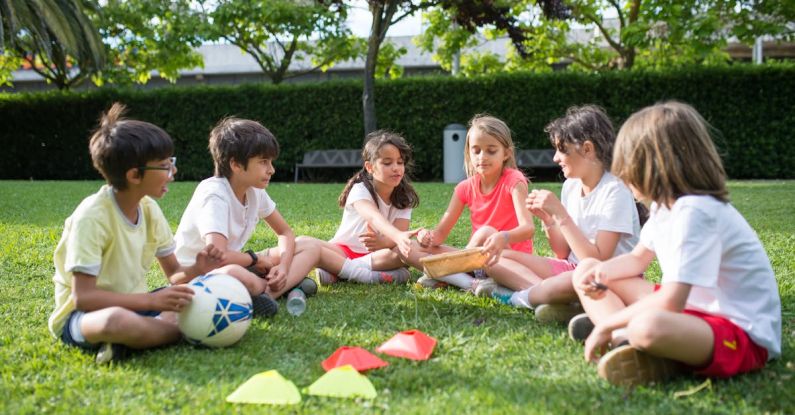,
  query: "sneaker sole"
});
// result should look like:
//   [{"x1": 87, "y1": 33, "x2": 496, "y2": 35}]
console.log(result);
[
  {"x1": 597, "y1": 345, "x2": 685, "y2": 387},
  {"x1": 252, "y1": 294, "x2": 279, "y2": 317},
  {"x1": 535, "y1": 303, "x2": 584, "y2": 324},
  {"x1": 567, "y1": 313, "x2": 595, "y2": 342}
]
